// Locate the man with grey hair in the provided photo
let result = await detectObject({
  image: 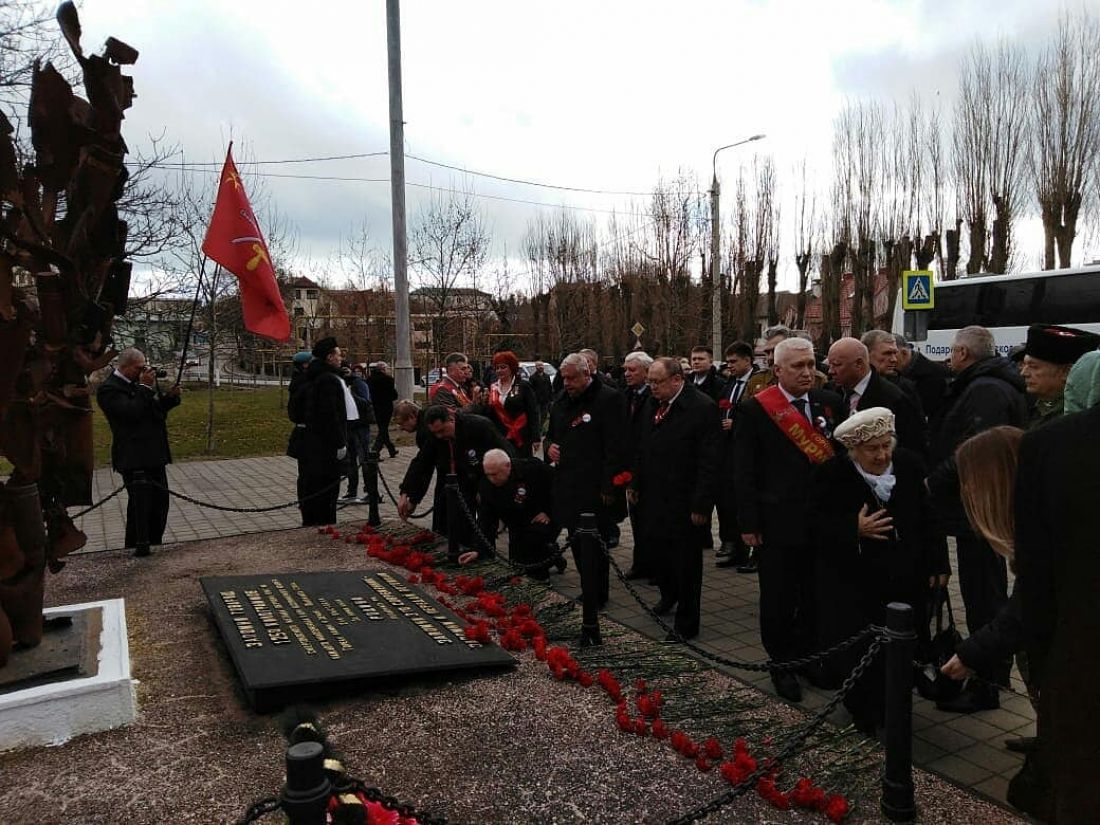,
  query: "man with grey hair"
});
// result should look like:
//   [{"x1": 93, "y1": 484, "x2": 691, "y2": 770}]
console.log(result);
[
  {"x1": 97, "y1": 347, "x2": 182, "y2": 556},
  {"x1": 621, "y1": 350, "x2": 656, "y2": 580},
  {"x1": 734, "y1": 336, "x2": 842, "y2": 701},
  {"x1": 462, "y1": 448, "x2": 559, "y2": 578},
  {"x1": 546, "y1": 351, "x2": 629, "y2": 606},
  {"x1": 927, "y1": 324, "x2": 1027, "y2": 713}
]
